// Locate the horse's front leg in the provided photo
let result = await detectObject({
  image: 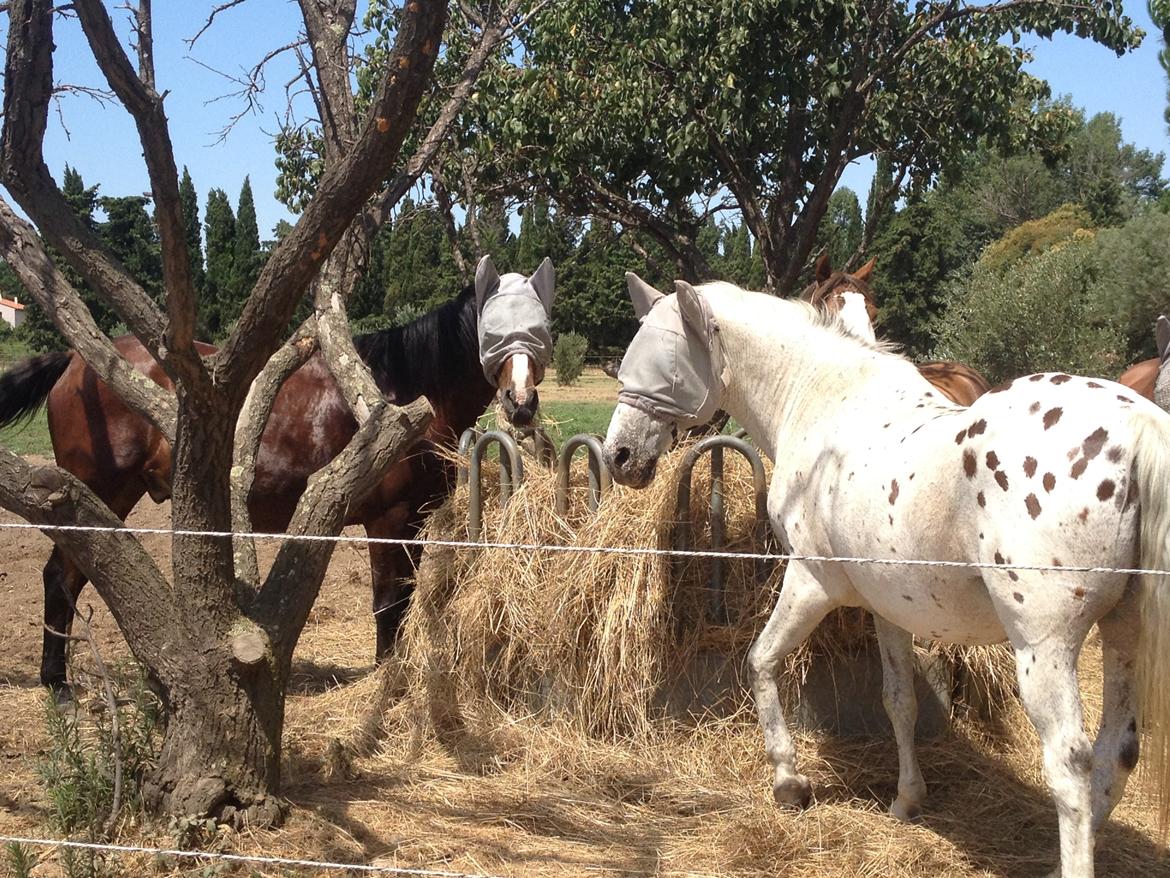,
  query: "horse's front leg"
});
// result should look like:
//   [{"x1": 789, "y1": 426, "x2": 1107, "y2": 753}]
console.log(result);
[
  {"x1": 366, "y1": 507, "x2": 423, "y2": 661},
  {"x1": 749, "y1": 560, "x2": 839, "y2": 808},
  {"x1": 873, "y1": 615, "x2": 926, "y2": 821}
]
